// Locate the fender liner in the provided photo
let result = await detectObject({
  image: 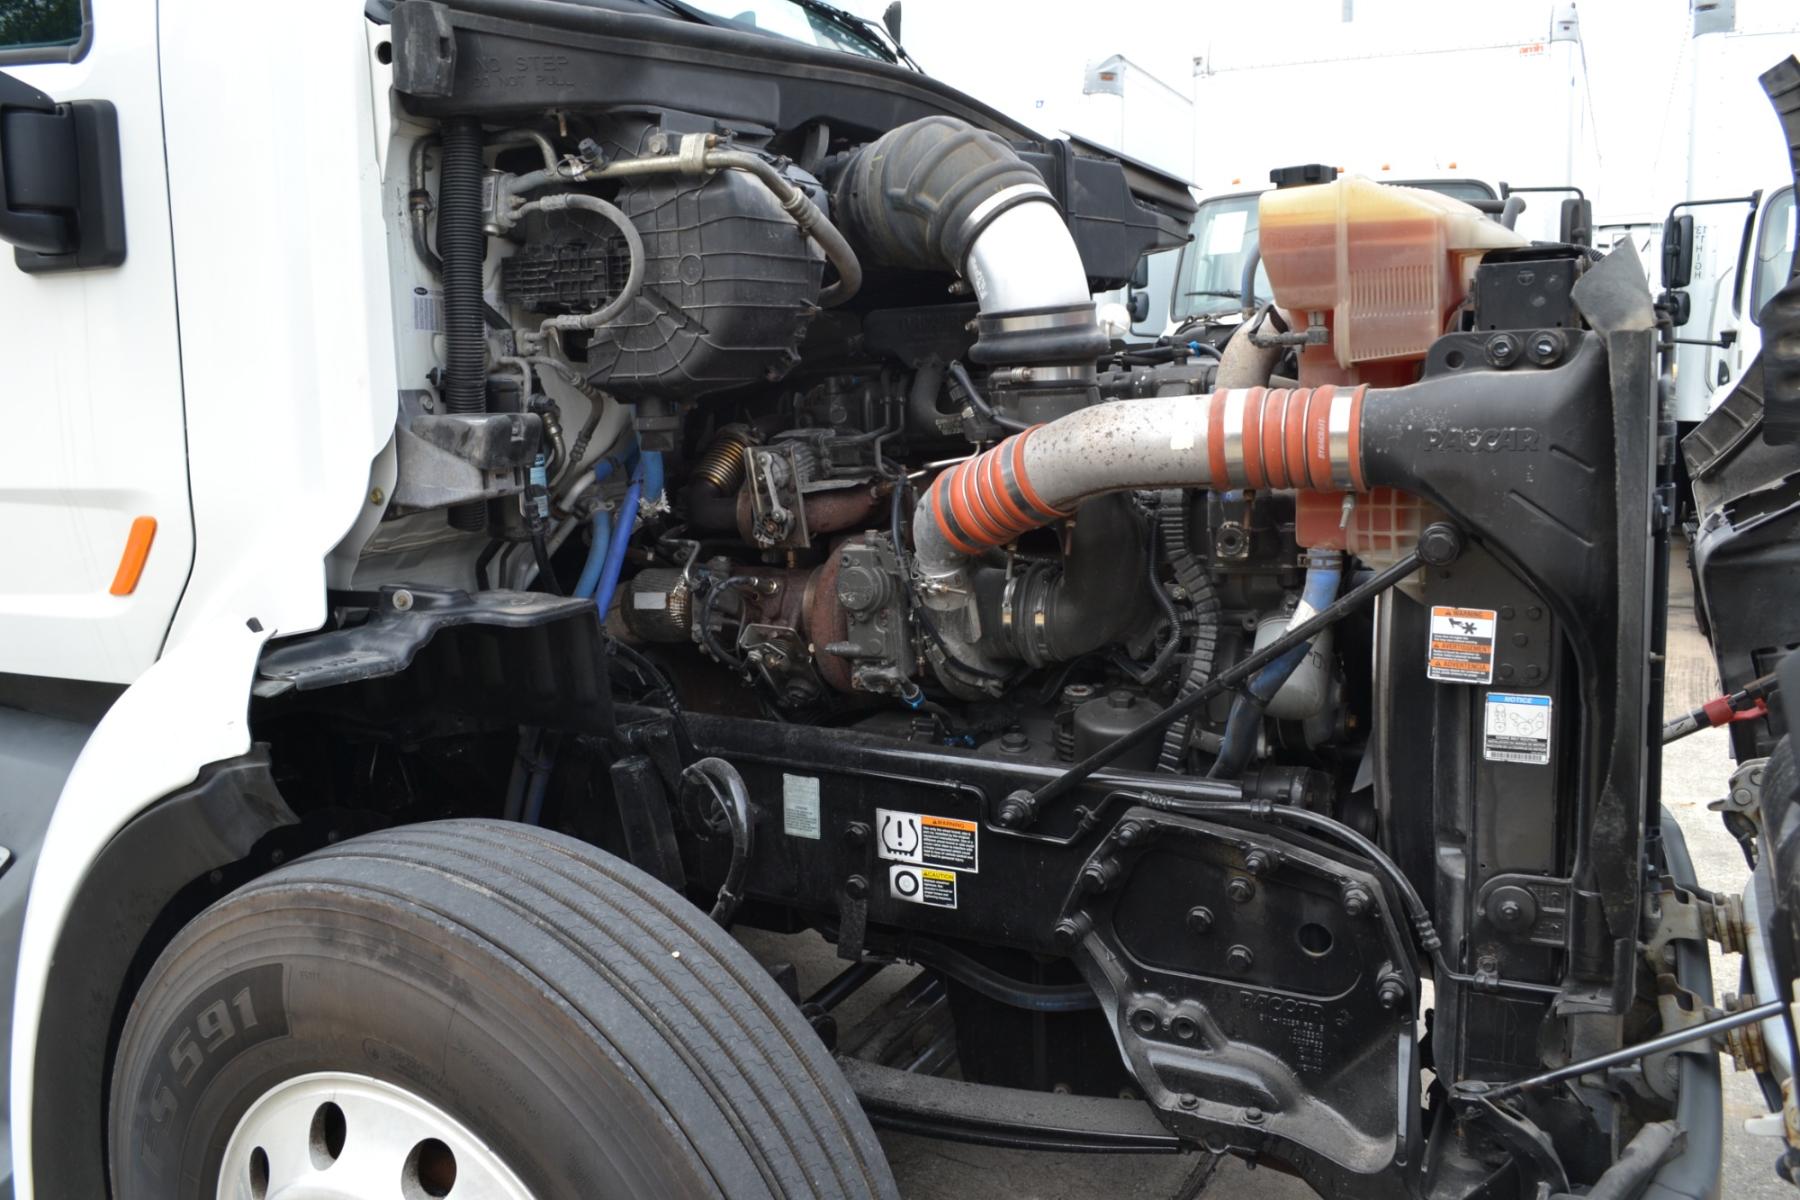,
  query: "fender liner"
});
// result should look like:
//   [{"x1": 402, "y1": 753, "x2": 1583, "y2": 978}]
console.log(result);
[{"x1": 28, "y1": 750, "x2": 295, "y2": 1199}]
